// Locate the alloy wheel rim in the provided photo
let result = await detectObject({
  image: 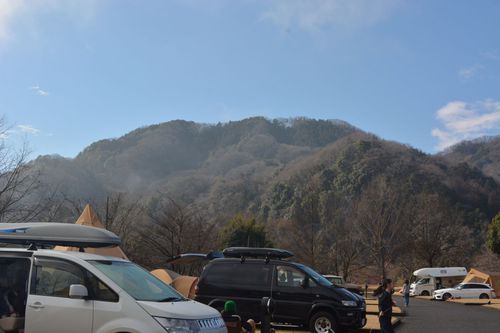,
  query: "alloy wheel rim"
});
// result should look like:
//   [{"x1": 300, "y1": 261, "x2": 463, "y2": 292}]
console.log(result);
[{"x1": 314, "y1": 317, "x2": 334, "y2": 333}]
